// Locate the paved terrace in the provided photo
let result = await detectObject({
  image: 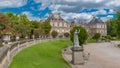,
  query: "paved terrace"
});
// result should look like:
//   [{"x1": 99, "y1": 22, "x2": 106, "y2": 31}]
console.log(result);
[{"x1": 63, "y1": 41, "x2": 120, "y2": 68}]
